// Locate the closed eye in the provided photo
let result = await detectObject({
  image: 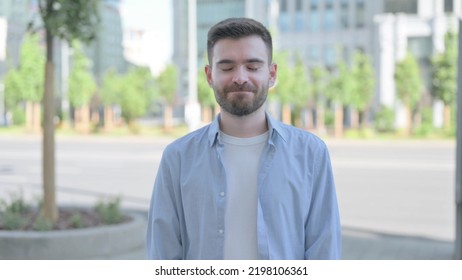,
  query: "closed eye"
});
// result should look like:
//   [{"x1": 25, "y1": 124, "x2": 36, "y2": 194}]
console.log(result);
[{"x1": 247, "y1": 63, "x2": 262, "y2": 72}]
